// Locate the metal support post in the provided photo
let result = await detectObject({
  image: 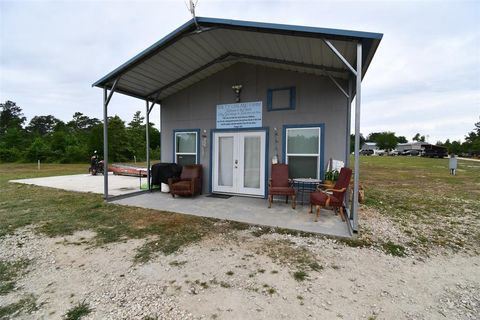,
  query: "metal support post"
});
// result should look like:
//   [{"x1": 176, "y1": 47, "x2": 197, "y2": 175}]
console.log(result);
[
  {"x1": 344, "y1": 78, "x2": 353, "y2": 214},
  {"x1": 102, "y1": 78, "x2": 119, "y2": 201},
  {"x1": 351, "y1": 42, "x2": 362, "y2": 232},
  {"x1": 146, "y1": 100, "x2": 151, "y2": 191},
  {"x1": 103, "y1": 87, "x2": 109, "y2": 200},
  {"x1": 159, "y1": 104, "x2": 162, "y2": 161}
]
